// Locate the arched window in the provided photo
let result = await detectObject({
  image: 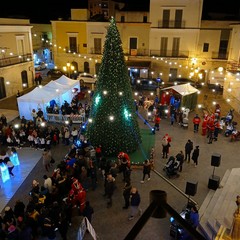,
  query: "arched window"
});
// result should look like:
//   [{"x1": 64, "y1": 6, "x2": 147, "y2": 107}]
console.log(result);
[
  {"x1": 21, "y1": 70, "x2": 29, "y2": 89},
  {"x1": 72, "y1": 61, "x2": 78, "y2": 73},
  {"x1": 0, "y1": 77, "x2": 6, "y2": 99},
  {"x1": 84, "y1": 62, "x2": 90, "y2": 73},
  {"x1": 95, "y1": 63, "x2": 101, "y2": 75}
]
